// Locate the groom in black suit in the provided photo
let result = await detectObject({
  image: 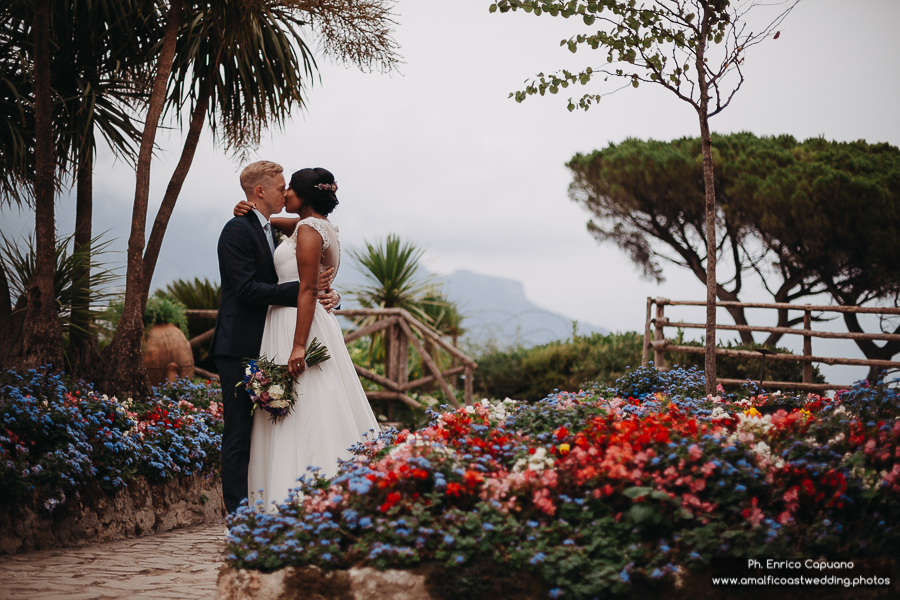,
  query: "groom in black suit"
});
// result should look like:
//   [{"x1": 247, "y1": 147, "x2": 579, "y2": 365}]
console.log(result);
[{"x1": 211, "y1": 160, "x2": 335, "y2": 515}]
